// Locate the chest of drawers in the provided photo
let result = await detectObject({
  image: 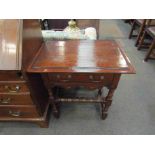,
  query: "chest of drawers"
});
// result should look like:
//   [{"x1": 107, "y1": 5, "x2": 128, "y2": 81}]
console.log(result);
[
  {"x1": 0, "y1": 20, "x2": 50, "y2": 127},
  {"x1": 0, "y1": 71, "x2": 39, "y2": 118}
]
